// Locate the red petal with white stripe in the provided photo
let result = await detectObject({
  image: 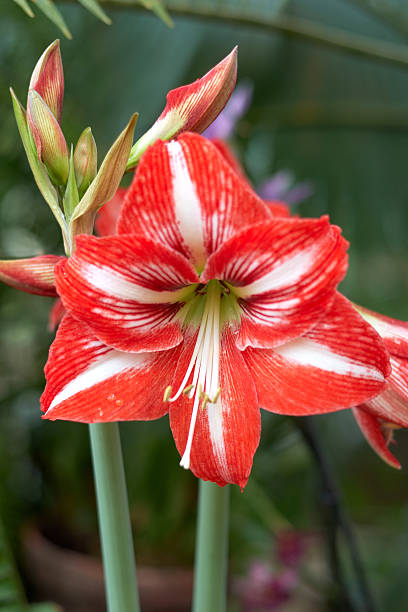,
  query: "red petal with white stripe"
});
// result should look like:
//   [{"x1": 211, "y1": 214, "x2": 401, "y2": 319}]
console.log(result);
[
  {"x1": 202, "y1": 217, "x2": 348, "y2": 349},
  {"x1": 42, "y1": 315, "x2": 180, "y2": 422},
  {"x1": 0, "y1": 255, "x2": 65, "y2": 297},
  {"x1": 363, "y1": 356, "x2": 408, "y2": 427},
  {"x1": 244, "y1": 294, "x2": 389, "y2": 415},
  {"x1": 118, "y1": 134, "x2": 271, "y2": 269},
  {"x1": 169, "y1": 326, "x2": 260, "y2": 488},
  {"x1": 352, "y1": 407, "x2": 401, "y2": 469},
  {"x1": 95, "y1": 187, "x2": 127, "y2": 236},
  {"x1": 55, "y1": 234, "x2": 199, "y2": 353},
  {"x1": 354, "y1": 304, "x2": 408, "y2": 357}
]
